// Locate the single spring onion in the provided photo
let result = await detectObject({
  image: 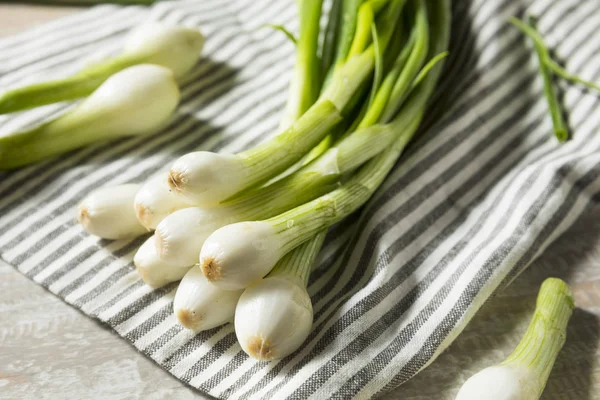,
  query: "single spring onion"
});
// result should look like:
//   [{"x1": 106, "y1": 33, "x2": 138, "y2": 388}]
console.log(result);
[
  {"x1": 134, "y1": 235, "x2": 191, "y2": 288},
  {"x1": 0, "y1": 23, "x2": 202, "y2": 114},
  {"x1": 77, "y1": 184, "x2": 147, "y2": 240},
  {"x1": 0, "y1": 64, "x2": 180, "y2": 169},
  {"x1": 235, "y1": 230, "x2": 325, "y2": 360},
  {"x1": 134, "y1": 171, "x2": 192, "y2": 230},
  {"x1": 173, "y1": 266, "x2": 243, "y2": 332},
  {"x1": 167, "y1": 100, "x2": 342, "y2": 205},
  {"x1": 455, "y1": 278, "x2": 574, "y2": 400},
  {"x1": 200, "y1": 0, "x2": 450, "y2": 290}
]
